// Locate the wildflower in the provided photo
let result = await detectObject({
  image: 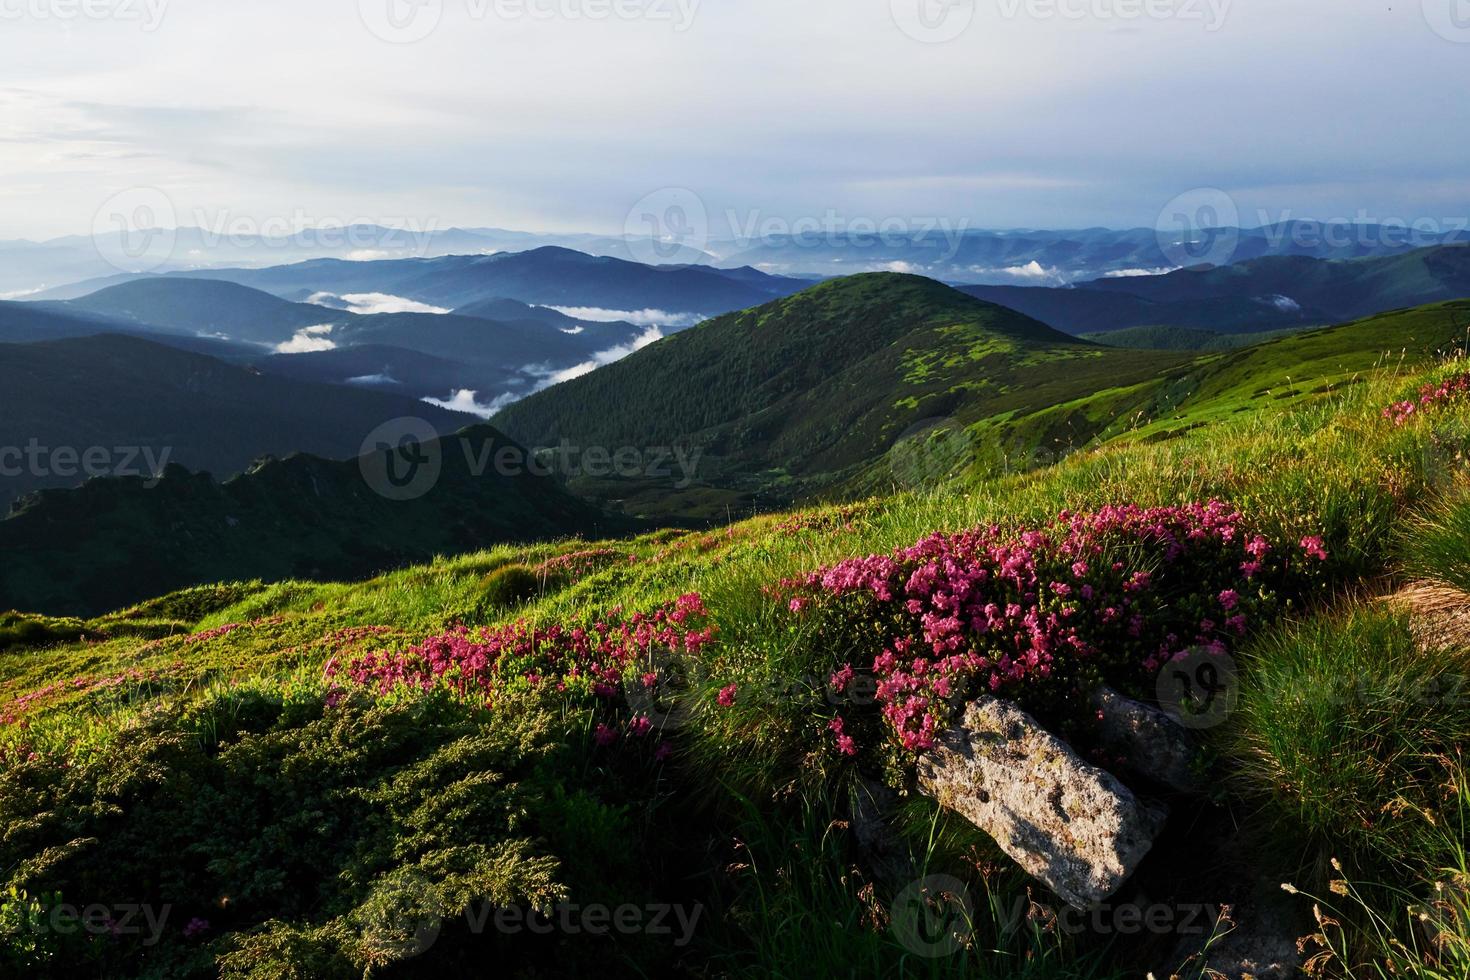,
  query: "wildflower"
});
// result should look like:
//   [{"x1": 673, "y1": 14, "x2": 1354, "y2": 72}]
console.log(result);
[
  {"x1": 717, "y1": 685, "x2": 738, "y2": 707},
  {"x1": 594, "y1": 723, "x2": 618, "y2": 747},
  {"x1": 1300, "y1": 536, "x2": 1328, "y2": 561},
  {"x1": 183, "y1": 918, "x2": 211, "y2": 938}
]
